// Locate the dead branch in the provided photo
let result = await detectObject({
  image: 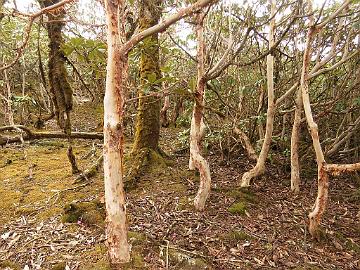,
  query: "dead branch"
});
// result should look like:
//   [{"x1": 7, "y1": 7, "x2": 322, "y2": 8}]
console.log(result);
[{"x1": 0, "y1": 125, "x2": 103, "y2": 146}]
